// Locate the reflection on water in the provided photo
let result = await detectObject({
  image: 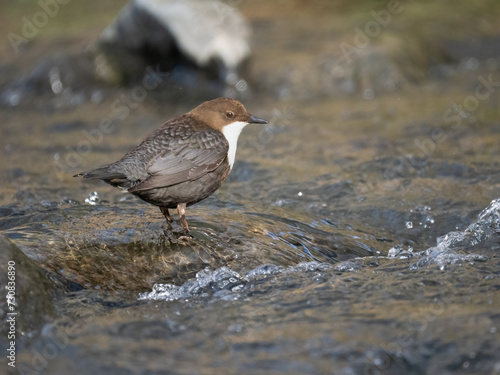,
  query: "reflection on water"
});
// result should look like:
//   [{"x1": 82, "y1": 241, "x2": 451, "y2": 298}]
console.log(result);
[{"x1": 1, "y1": 0, "x2": 500, "y2": 374}]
